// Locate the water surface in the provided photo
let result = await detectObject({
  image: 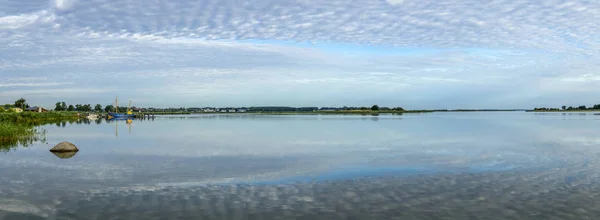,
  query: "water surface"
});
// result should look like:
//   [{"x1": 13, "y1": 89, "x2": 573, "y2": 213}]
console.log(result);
[{"x1": 2, "y1": 112, "x2": 600, "y2": 219}]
